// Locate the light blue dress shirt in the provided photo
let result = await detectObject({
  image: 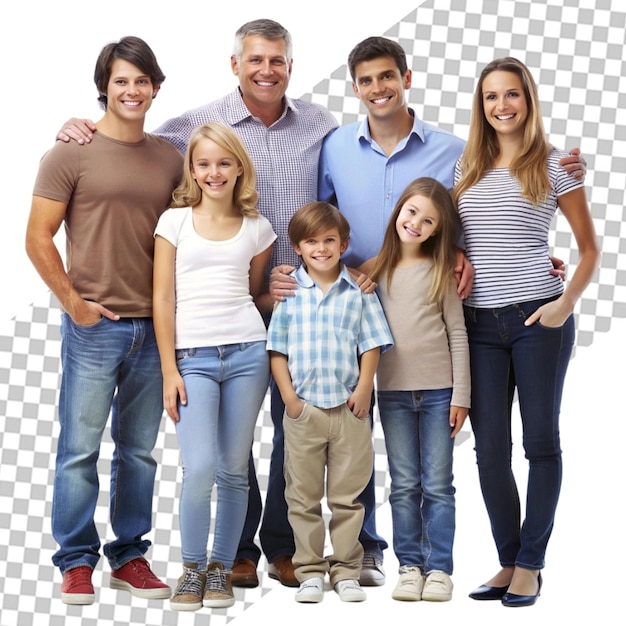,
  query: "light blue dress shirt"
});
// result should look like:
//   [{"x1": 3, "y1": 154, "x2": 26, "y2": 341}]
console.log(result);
[{"x1": 318, "y1": 109, "x2": 465, "y2": 267}]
